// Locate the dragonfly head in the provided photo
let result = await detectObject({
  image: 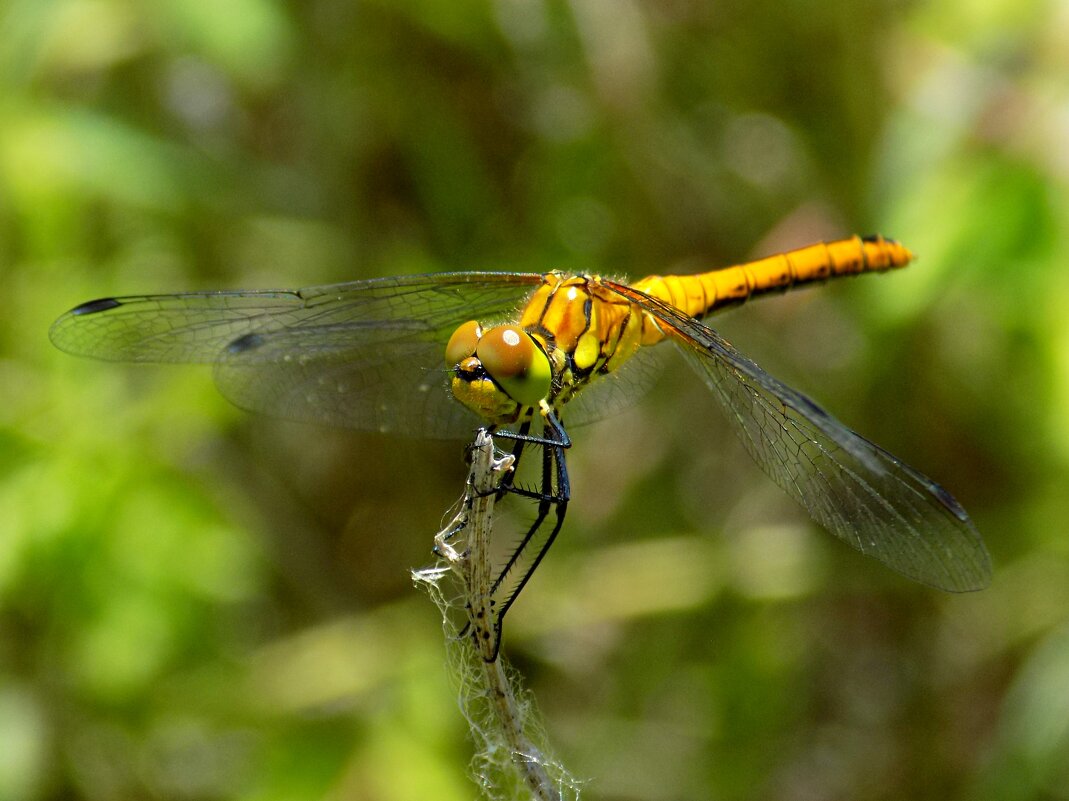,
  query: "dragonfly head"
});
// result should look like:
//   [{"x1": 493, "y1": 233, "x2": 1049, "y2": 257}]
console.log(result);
[{"x1": 445, "y1": 320, "x2": 553, "y2": 423}]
